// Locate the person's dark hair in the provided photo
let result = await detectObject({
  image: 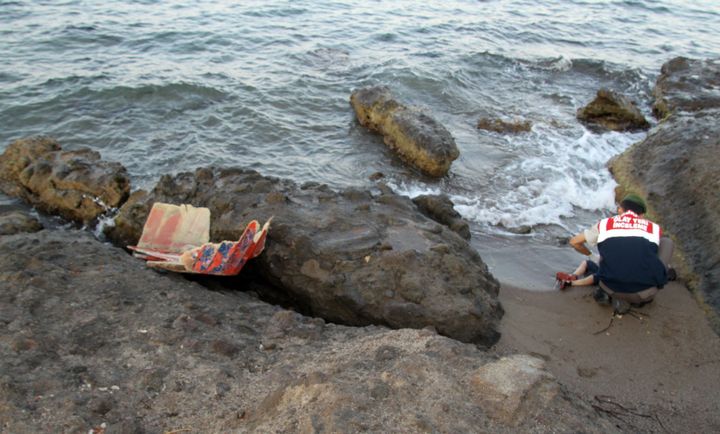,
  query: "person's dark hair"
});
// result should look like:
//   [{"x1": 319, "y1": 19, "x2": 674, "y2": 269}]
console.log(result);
[{"x1": 620, "y1": 198, "x2": 646, "y2": 214}]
